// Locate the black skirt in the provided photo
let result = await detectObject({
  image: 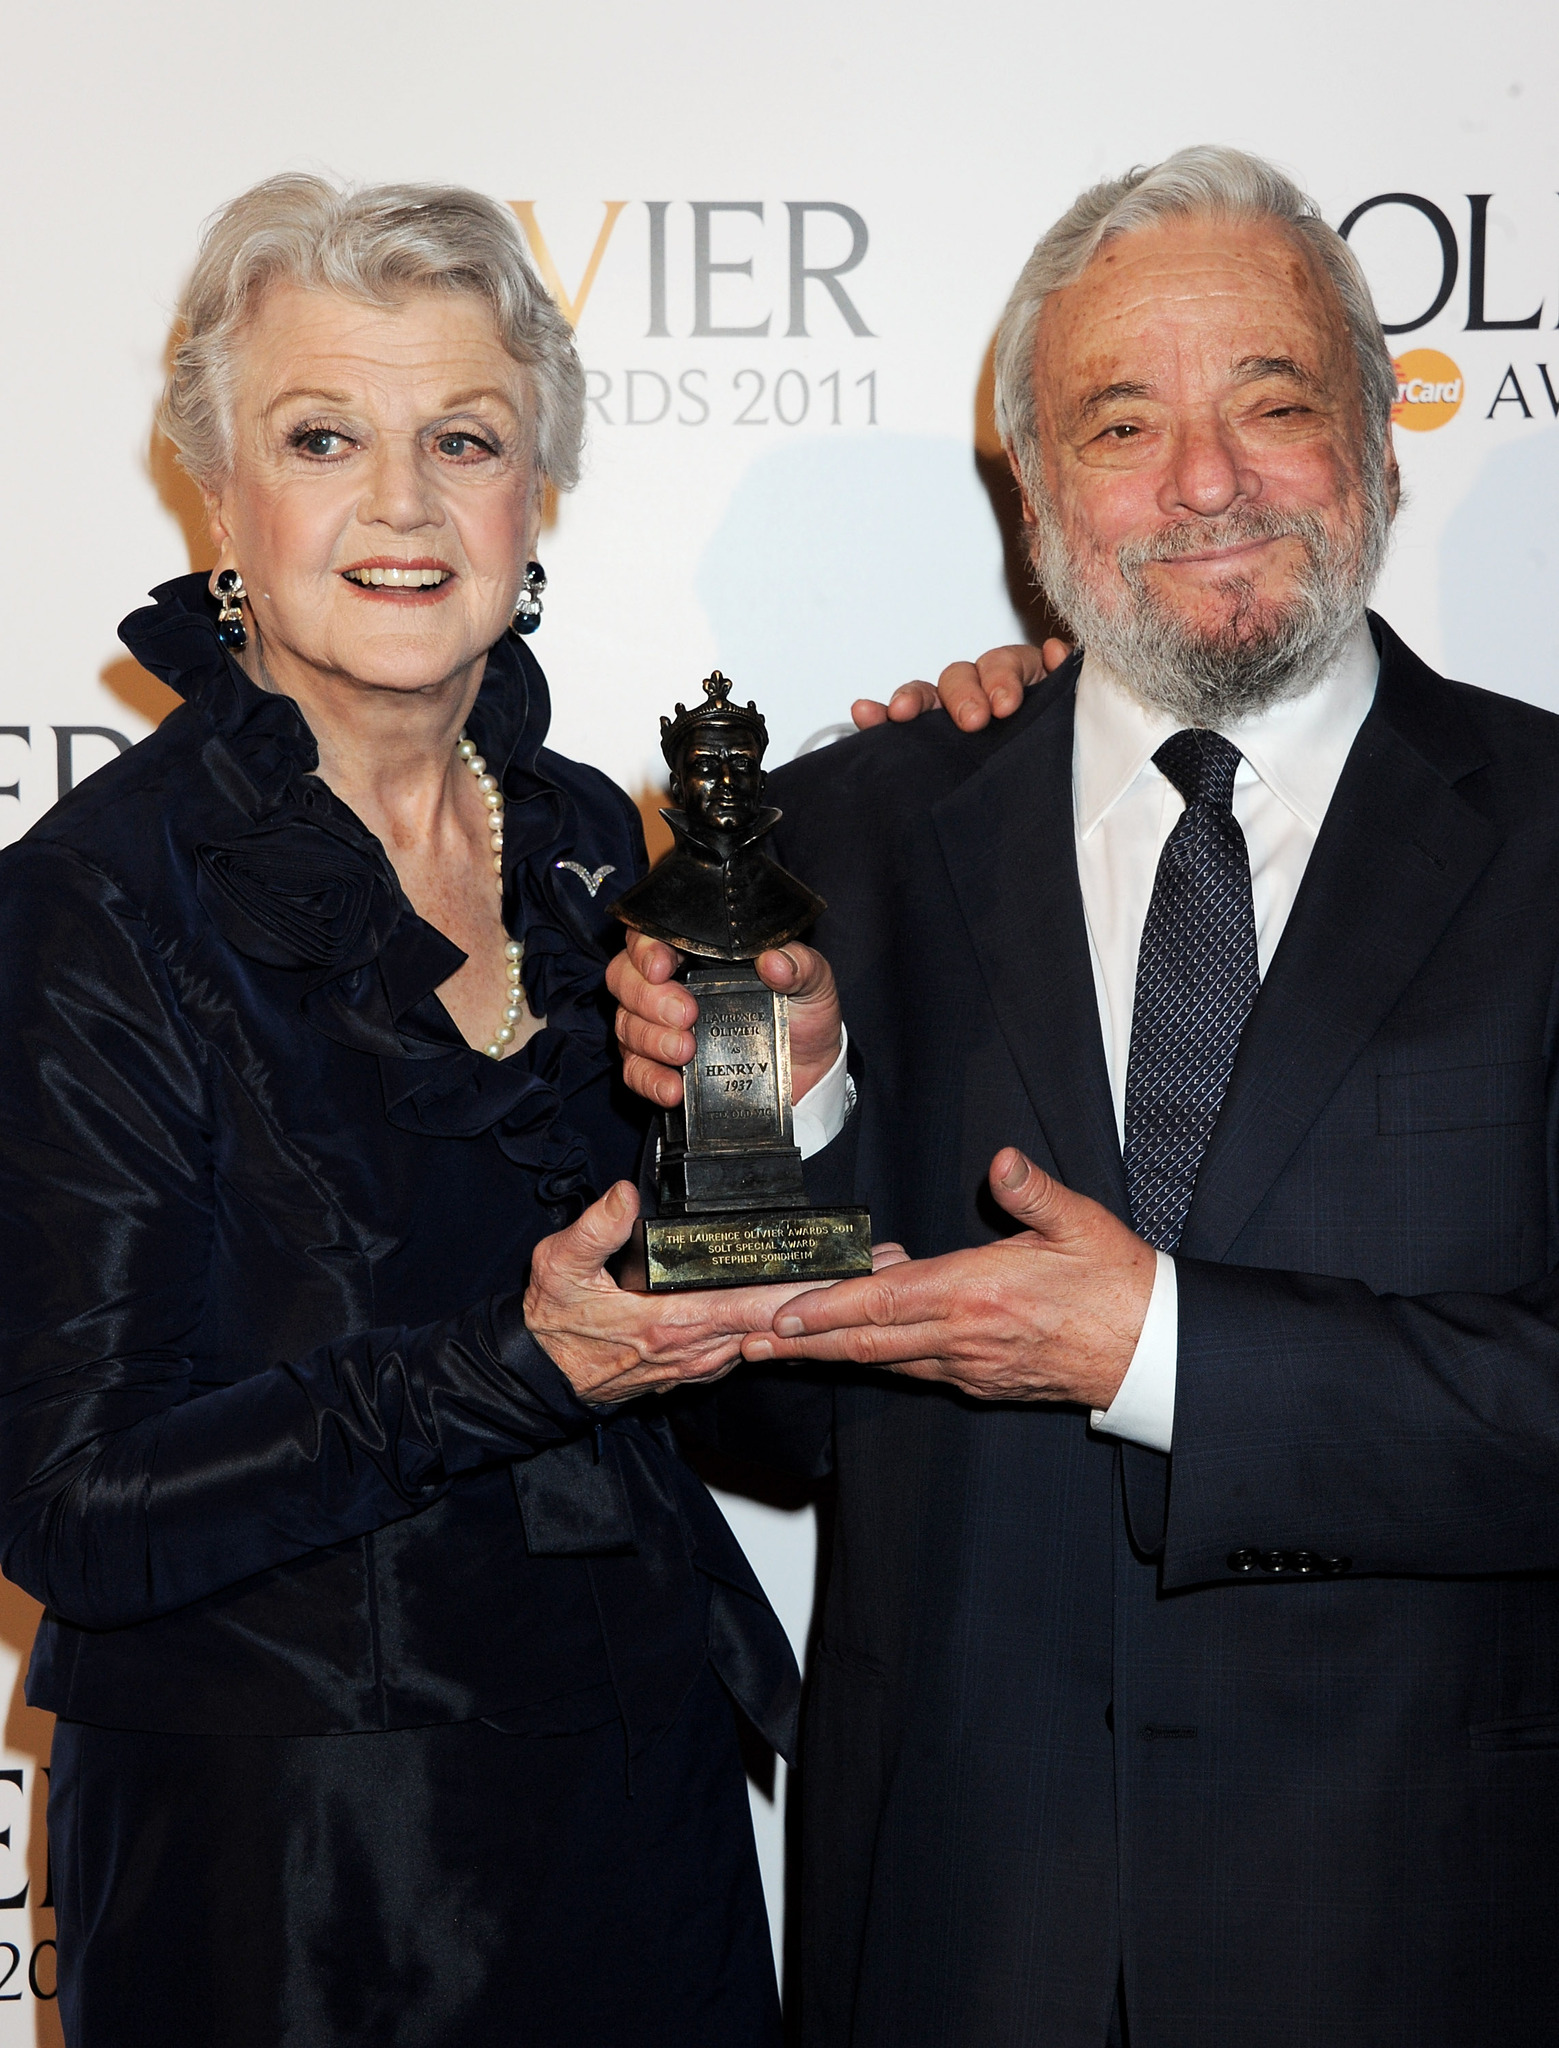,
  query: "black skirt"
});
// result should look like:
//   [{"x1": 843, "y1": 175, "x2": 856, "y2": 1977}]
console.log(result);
[{"x1": 49, "y1": 1665, "x2": 781, "y2": 2048}]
